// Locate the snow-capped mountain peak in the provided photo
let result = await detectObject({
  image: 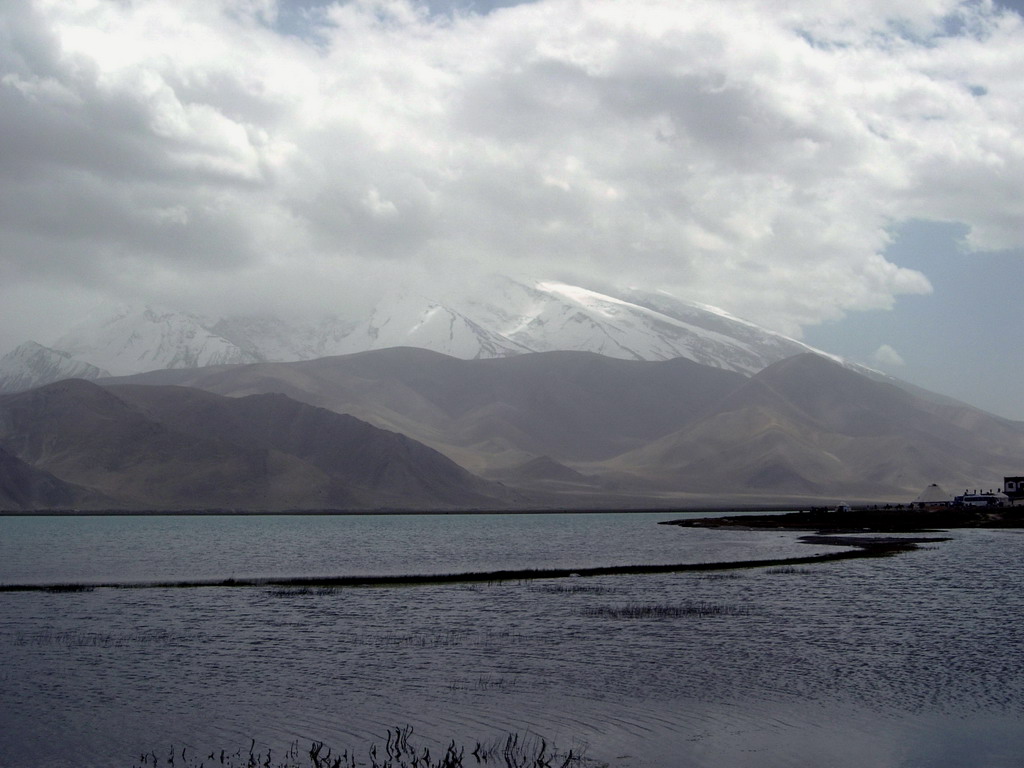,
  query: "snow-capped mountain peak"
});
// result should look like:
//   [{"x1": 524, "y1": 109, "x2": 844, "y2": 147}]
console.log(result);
[
  {"x1": 326, "y1": 289, "x2": 533, "y2": 359},
  {"x1": 3, "y1": 276, "x2": 841, "y2": 391},
  {"x1": 478, "y1": 278, "x2": 822, "y2": 372},
  {"x1": 51, "y1": 303, "x2": 259, "y2": 376},
  {"x1": 0, "y1": 341, "x2": 111, "y2": 393}
]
